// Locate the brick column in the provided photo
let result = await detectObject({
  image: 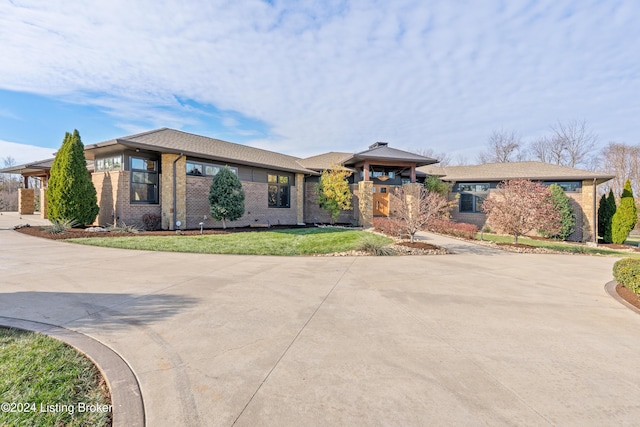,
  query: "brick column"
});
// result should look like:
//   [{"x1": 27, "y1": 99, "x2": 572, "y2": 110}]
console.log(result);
[
  {"x1": 295, "y1": 173, "x2": 305, "y2": 225},
  {"x1": 18, "y1": 188, "x2": 35, "y2": 215},
  {"x1": 161, "y1": 154, "x2": 186, "y2": 230},
  {"x1": 358, "y1": 180, "x2": 373, "y2": 227}
]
